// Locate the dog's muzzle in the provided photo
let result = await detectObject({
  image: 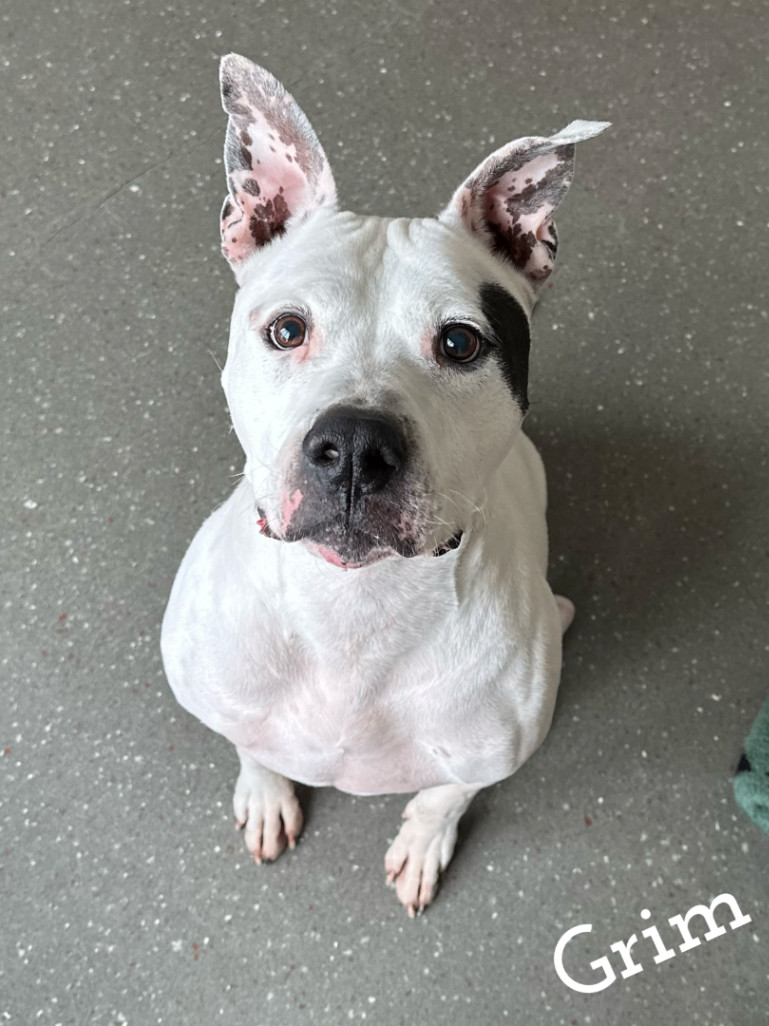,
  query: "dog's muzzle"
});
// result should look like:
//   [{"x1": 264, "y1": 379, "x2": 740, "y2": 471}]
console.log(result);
[
  {"x1": 257, "y1": 508, "x2": 462, "y2": 560},
  {"x1": 284, "y1": 405, "x2": 416, "y2": 562},
  {"x1": 256, "y1": 406, "x2": 463, "y2": 565}
]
